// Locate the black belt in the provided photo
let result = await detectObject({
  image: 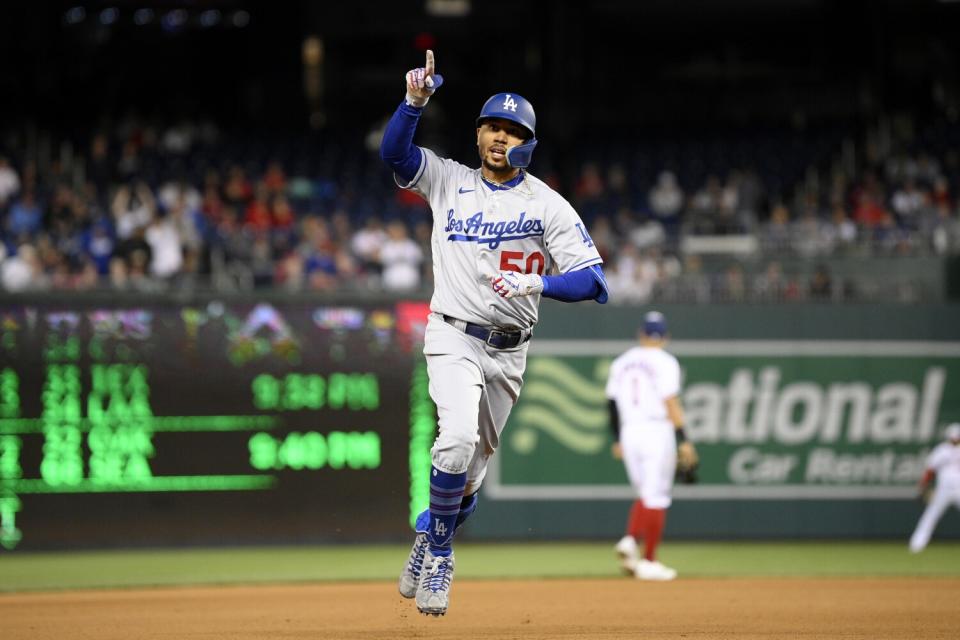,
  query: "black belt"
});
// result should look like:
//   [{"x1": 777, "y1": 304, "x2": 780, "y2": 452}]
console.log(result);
[{"x1": 443, "y1": 315, "x2": 531, "y2": 349}]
